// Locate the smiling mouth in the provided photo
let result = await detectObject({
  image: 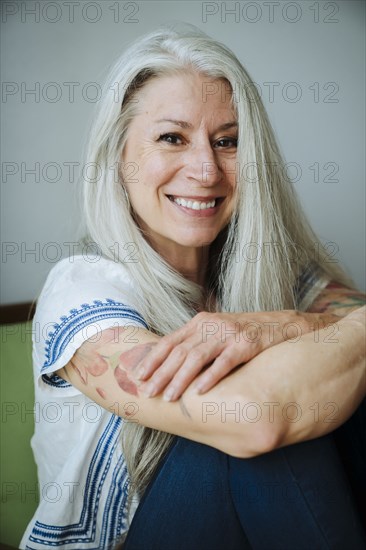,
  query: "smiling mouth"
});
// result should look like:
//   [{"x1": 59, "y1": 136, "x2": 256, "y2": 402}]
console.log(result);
[{"x1": 166, "y1": 195, "x2": 224, "y2": 211}]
